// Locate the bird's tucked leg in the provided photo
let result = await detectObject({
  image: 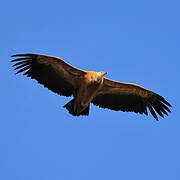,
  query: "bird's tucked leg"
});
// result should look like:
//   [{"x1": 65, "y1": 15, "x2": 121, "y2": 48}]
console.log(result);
[{"x1": 63, "y1": 99, "x2": 90, "y2": 116}]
